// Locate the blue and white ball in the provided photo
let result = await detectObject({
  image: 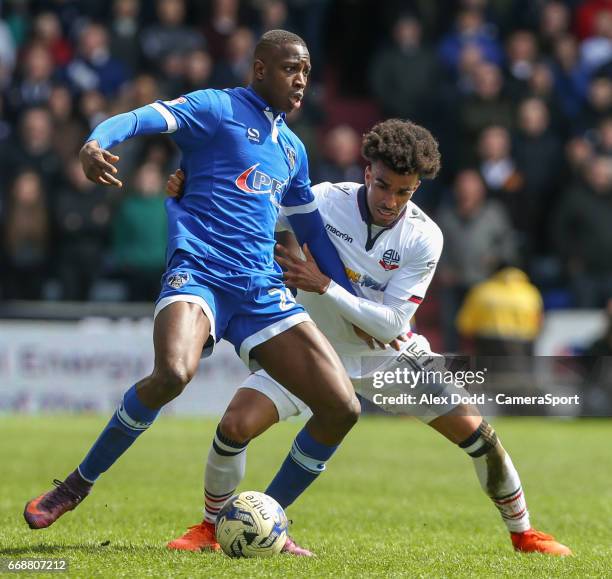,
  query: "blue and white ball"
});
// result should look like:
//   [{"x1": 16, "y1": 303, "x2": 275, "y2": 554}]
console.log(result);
[{"x1": 215, "y1": 491, "x2": 288, "y2": 557}]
